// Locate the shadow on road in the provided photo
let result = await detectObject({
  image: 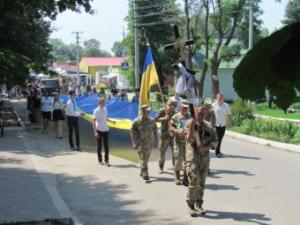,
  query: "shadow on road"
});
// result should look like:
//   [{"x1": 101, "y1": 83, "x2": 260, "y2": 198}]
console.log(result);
[
  {"x1": 224, "y1": 154, "x2": 261, "y2": 160},
  {"x1": 56, "y1": 171, "x2": 184, "y2": 225},
  {"x1": 203, "y1": 210, "x2": 271, "y2": 225},
  {"x1": 210, "y1": 169, "x2": 255, "y2": 179},
  {"x1": 206, "y1": 184, "x2": 240, "y2": 191}
]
